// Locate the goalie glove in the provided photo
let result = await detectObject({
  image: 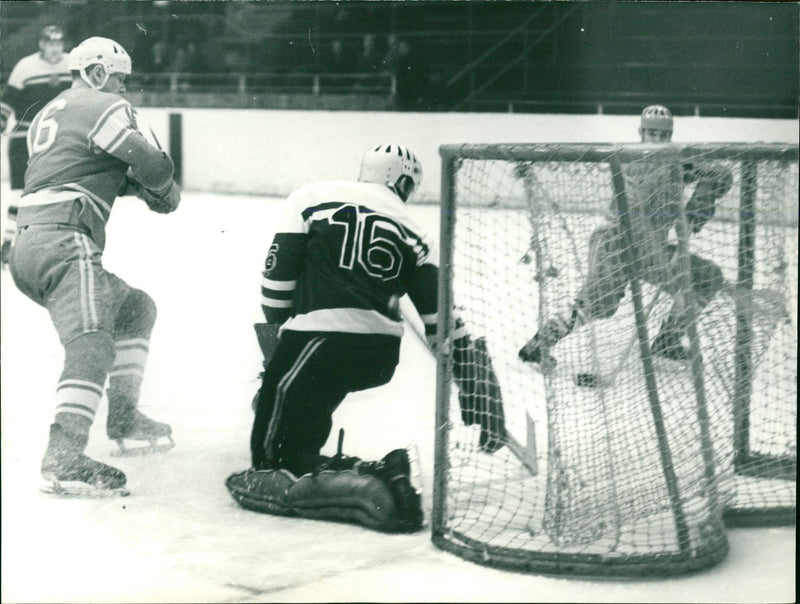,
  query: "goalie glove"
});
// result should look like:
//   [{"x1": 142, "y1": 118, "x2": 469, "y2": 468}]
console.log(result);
[
  {"x1": 123, "y1": 176, "x2": 181, "y2": 214},
  {"x1": 254, "y1": 322, "x2": 281, "y2": 366},
  {"x1": 452, "y1": 334, "x2": 506, "y2": 453}
]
